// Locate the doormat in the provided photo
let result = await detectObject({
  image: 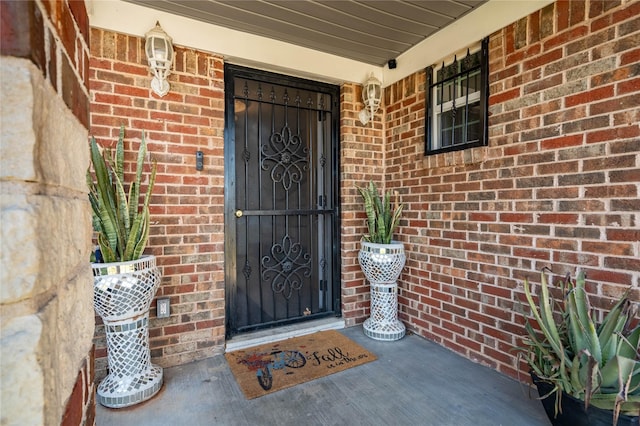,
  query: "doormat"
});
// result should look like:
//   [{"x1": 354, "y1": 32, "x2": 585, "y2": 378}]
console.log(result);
[{"x1": 225, "y1": 330, "x2": 377, "y2": 399}]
